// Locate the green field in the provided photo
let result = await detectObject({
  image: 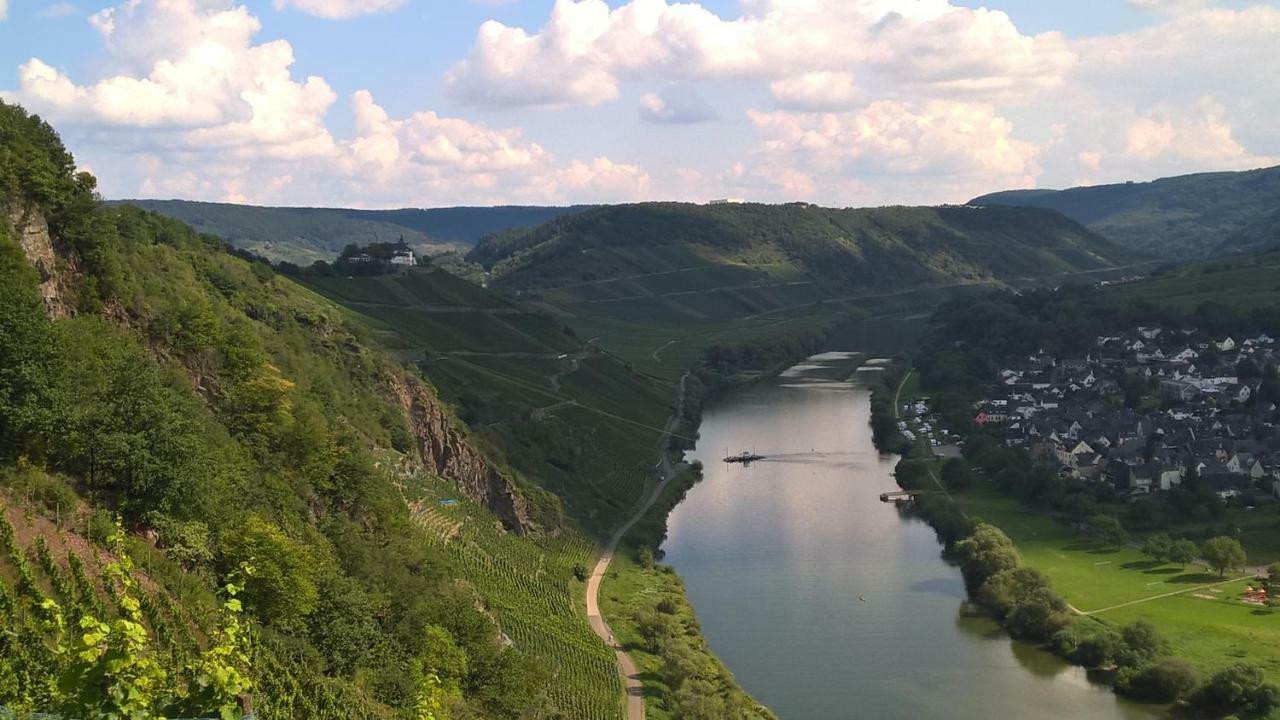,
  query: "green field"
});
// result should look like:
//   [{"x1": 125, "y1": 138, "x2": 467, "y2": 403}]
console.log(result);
[{"x1": 954, "y1": 486, "x2": 1280, "y2": 680}]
